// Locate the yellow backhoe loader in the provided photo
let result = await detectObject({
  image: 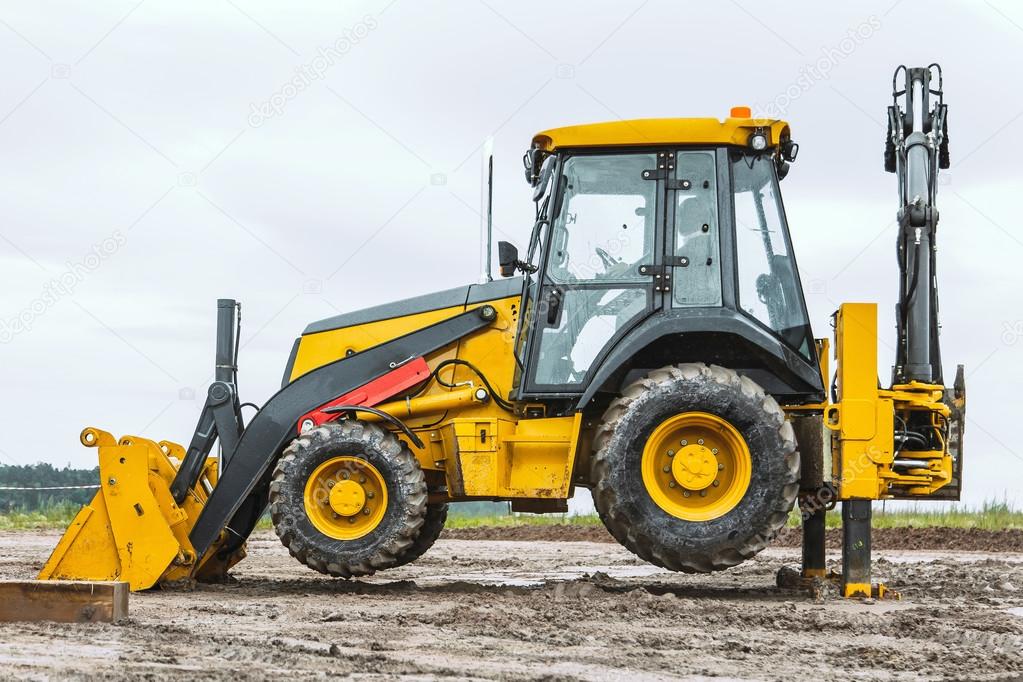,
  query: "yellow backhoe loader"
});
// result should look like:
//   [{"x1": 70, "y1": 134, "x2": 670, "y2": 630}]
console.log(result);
[{"x1": 40, "y1": 64, "x2": 964, "y2": 598}]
